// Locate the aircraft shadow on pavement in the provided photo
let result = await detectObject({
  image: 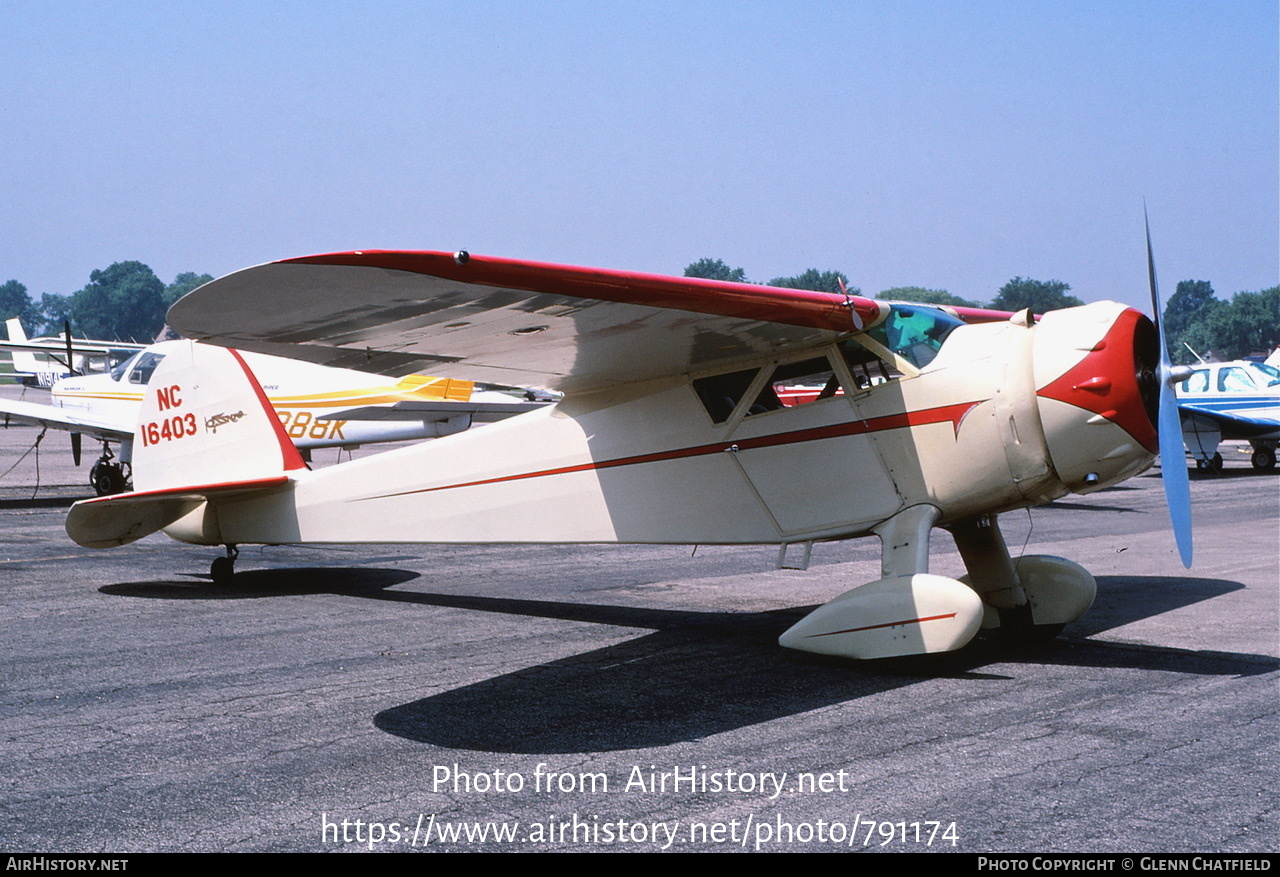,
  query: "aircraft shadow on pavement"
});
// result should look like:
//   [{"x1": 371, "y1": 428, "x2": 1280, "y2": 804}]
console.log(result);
[
  {"x1": 370, "y1": 582, "x2": 1276, "y2": 755},
  {"x1": 99, "y1": 566, "x2": 419, "y2": 599},
  {"x1": 92, "y1": 564, "x2": 1273, "y2": 752},
  {"x1": 1074, "y1": 574, "x2": 1246, "y2": 636},
  {"x1": 0, "y1": 496, "x2": 79, "y2": 510}
]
